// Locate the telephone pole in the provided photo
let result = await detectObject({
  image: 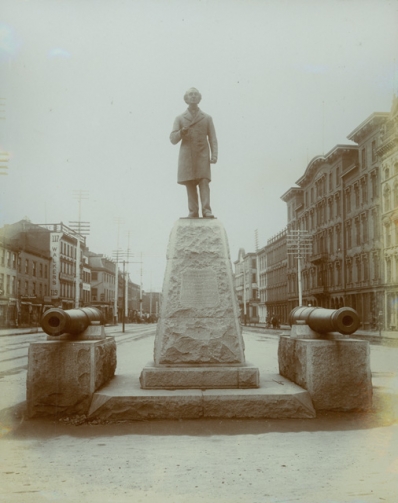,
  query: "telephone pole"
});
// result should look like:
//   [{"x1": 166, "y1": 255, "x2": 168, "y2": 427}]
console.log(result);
[
  {"x1": 69, "y1": 190, "x2": 90, "y2": 308},
  {"x1": 287, "y1": 230, "x2": 312, "y2": 306}
]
